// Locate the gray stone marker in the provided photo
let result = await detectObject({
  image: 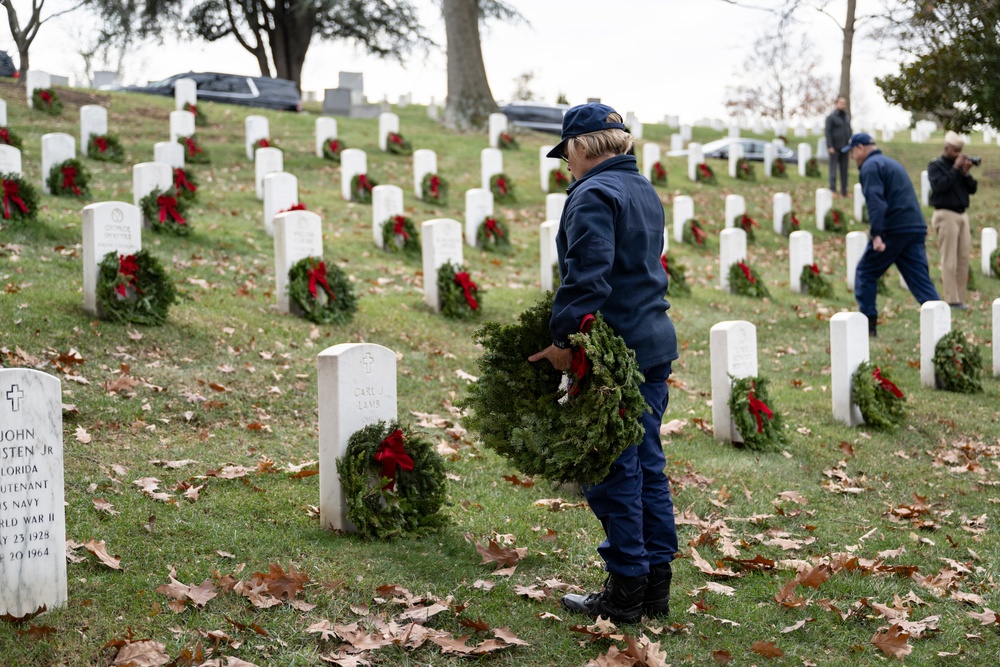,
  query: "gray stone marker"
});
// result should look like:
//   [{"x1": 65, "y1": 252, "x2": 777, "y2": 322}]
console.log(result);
[{"x1": 0, "y1": 368, "x2": 67, "y2": 617}]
